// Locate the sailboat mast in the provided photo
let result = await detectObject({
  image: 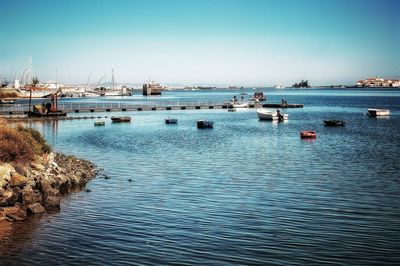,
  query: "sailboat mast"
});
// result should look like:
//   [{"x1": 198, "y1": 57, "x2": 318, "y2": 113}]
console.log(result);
[{"x1": 112, "y1": 68, "x2": 115, "y2": 91}]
